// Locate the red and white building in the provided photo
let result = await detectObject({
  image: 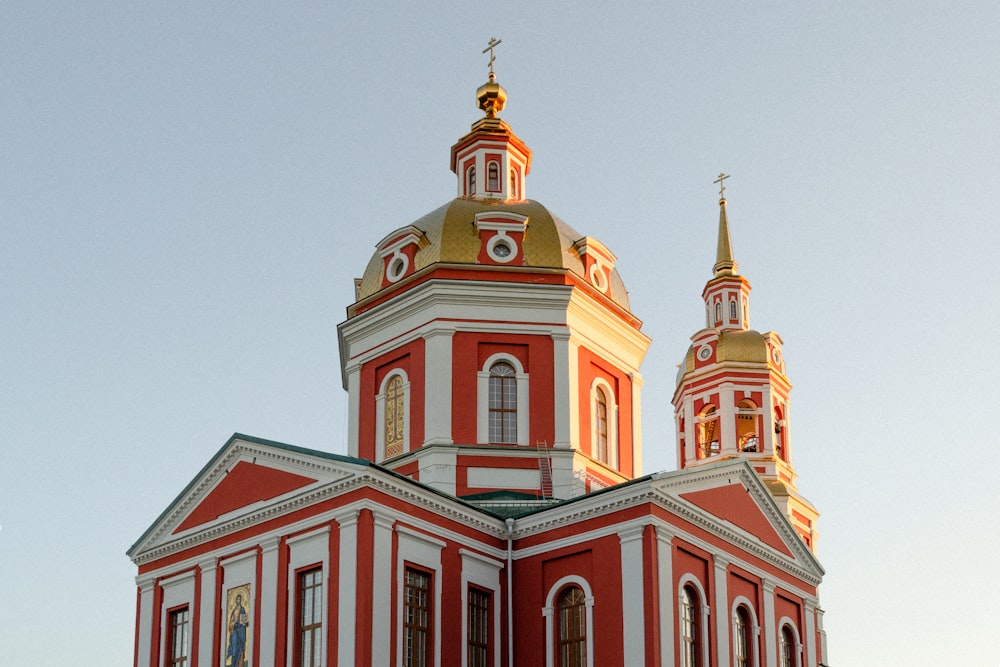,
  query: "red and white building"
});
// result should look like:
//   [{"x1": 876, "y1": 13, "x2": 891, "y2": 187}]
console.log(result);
[{"x1": 130, "y1": 70, "x2": 829, "y2": 667}]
